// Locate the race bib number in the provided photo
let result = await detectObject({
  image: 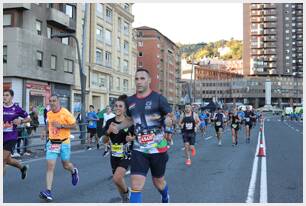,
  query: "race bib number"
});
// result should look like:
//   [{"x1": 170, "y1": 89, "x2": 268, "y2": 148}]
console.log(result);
[
  {"x1": 138, "y1": 133, "x2": 155, "y2": 145},
  {"x1": 245, "y1": 117, "x2": 250, "y2": 122},
  {"x1": 49, "y1": 144, "x2": 61, "y2": 153},
  {"x1": 185, "y1": 123, "x2": 193, "y2": 130},
  {"x1": 232, "y1": 124, "x2": 238, "y2": 129},
  {"x1": 111, "y1": 144, "x2": 124, "y2": 157},
  {"x1": 216, "y1": 121, "x2": 222, "y2": 126}
]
